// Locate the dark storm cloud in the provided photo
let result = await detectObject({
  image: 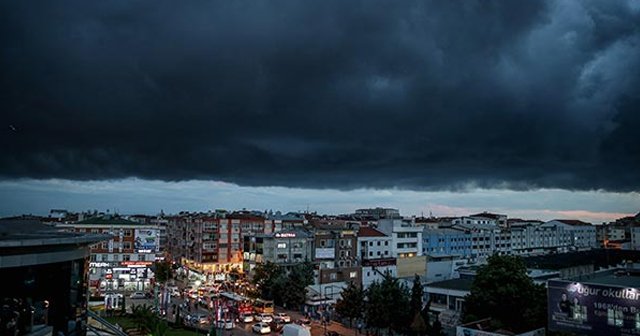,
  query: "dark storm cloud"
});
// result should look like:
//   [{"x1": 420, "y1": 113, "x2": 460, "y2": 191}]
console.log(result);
[{"x1": 1, "y1": 0, "x2": 640, "y2": 191}]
